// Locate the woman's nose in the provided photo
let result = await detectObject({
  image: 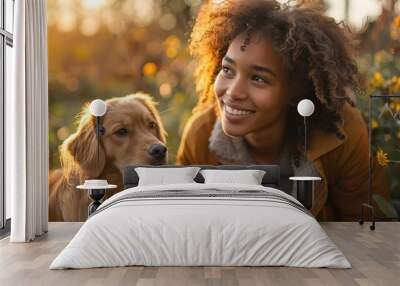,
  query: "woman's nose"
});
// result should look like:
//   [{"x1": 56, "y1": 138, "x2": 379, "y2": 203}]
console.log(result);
[{"x1": 225, "y1": 77, "x2": 247, "y2": 100}]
